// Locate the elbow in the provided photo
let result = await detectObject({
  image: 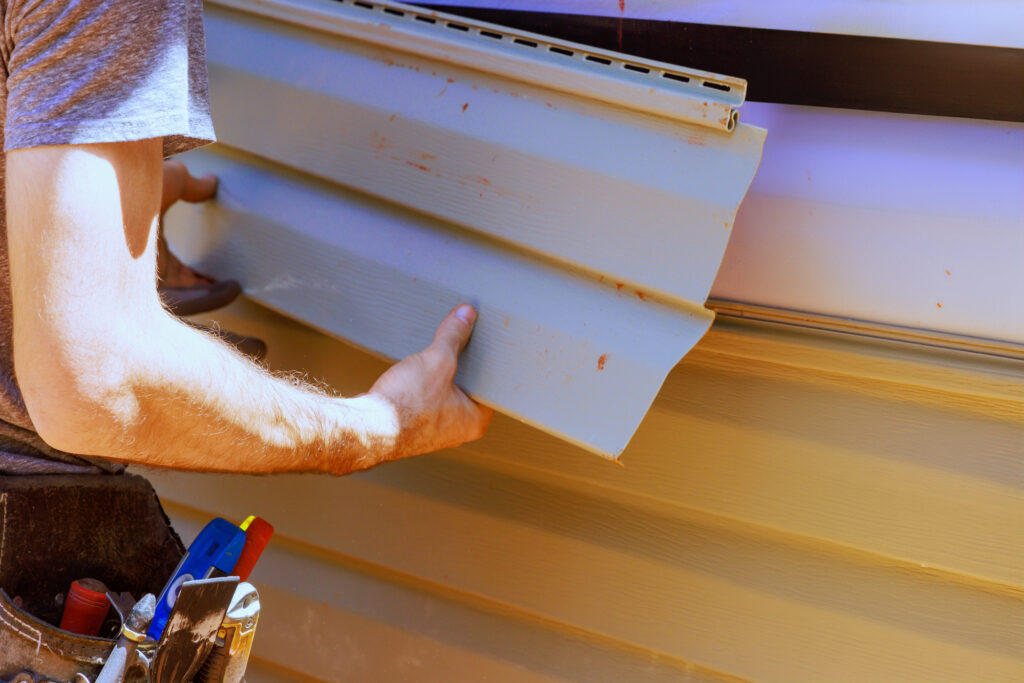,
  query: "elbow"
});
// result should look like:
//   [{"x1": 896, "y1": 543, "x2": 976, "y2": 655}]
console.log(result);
[{"x1": 16, "y1": 350, "x2": 134, "y2": 457}]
